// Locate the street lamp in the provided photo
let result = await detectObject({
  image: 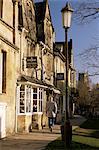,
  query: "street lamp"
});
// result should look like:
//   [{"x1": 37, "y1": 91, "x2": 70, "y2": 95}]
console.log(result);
[{"x1": 61, "y1": 2, "x2": 73, "y2": 147}]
